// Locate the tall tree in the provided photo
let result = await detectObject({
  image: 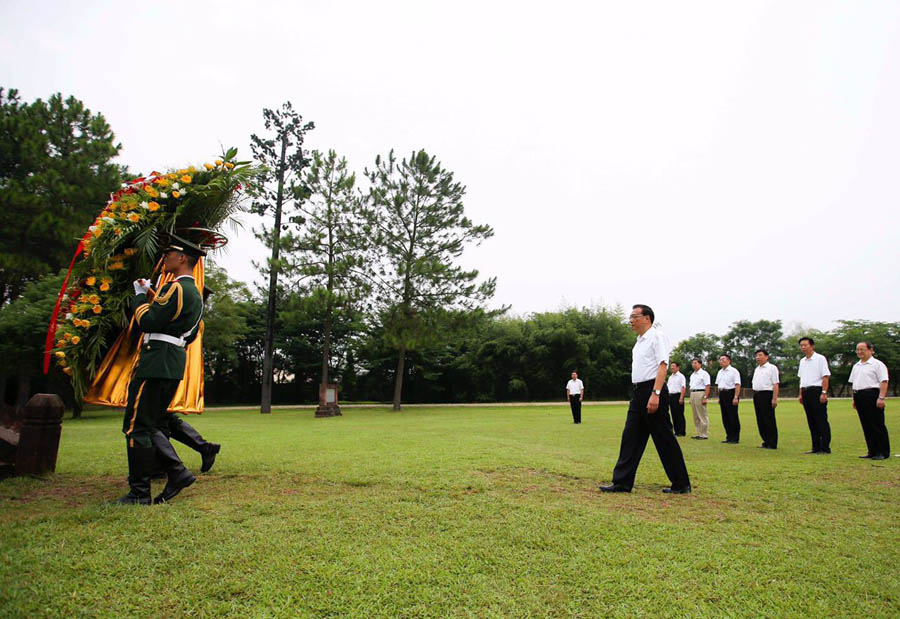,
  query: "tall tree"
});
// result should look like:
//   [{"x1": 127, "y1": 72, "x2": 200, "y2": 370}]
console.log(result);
[
  {"x1": 0, "y1": 88, "x2": 123, "y2": 304},
  {"x1": 721, "y1": 319, "x2": 785, "y2": 383},
  {"x1": 249, "y1": 102, "x2": 314, "y2": 414},
  {"x1": 283, "y1": 149, "x2": 368, "y2": 409},
  {"x1": 361, "y1": 149, "x2": 496, "y2": 410},
  {"x1": 670, "y1": 332, "x2": 721, "y2": 375}
]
